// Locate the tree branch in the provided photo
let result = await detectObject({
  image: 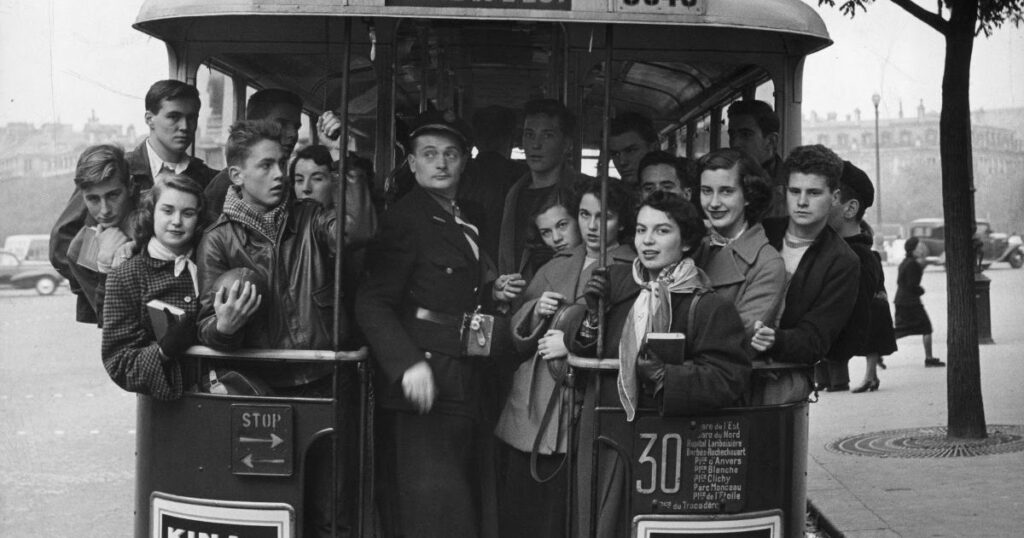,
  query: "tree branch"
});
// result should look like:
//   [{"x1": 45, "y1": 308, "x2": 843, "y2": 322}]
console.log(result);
[{"x1": 889, "y1": 0, "x2": 950, "y2": 34}]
